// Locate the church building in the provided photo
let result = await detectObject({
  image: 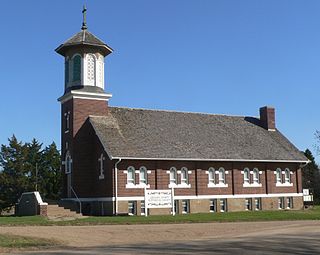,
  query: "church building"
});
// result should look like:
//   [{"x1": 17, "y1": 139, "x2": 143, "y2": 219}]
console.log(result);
[{"x1": 55, "y1": 9, "x2": 308, "y2": 216}]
